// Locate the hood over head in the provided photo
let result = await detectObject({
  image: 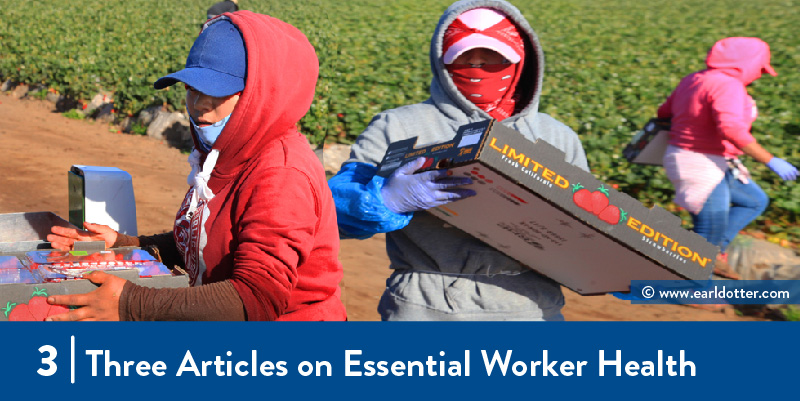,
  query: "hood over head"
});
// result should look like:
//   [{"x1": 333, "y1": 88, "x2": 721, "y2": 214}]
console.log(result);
[
  {"x1": 705, "y1": 37, "x2": 777, "y2": 85},
  {"x1": 430, "y1": 0, "x2": 543, "y2": 119},
  {"x1": 156, "y1": 11, "x2": 319, "y2": 178}
]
